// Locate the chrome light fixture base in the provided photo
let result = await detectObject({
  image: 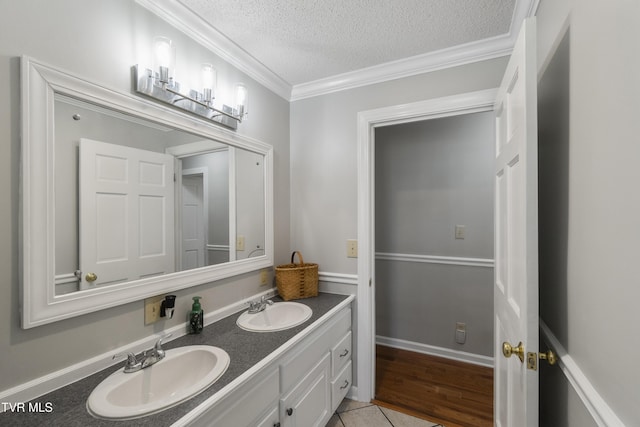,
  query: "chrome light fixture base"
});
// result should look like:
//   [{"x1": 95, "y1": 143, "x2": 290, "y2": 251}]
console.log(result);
[{"x1": 133, "y1": 65, "x2": 241, "y2": 130}]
